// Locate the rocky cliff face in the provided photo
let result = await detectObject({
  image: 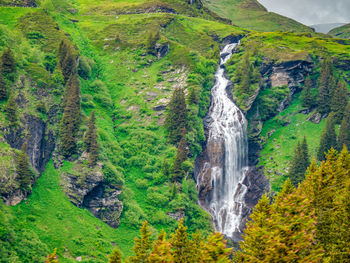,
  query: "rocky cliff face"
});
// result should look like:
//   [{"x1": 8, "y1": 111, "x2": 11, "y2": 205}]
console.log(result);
[{"x1": 60, "y1": 160, "x2": 123, "y2": 228}]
